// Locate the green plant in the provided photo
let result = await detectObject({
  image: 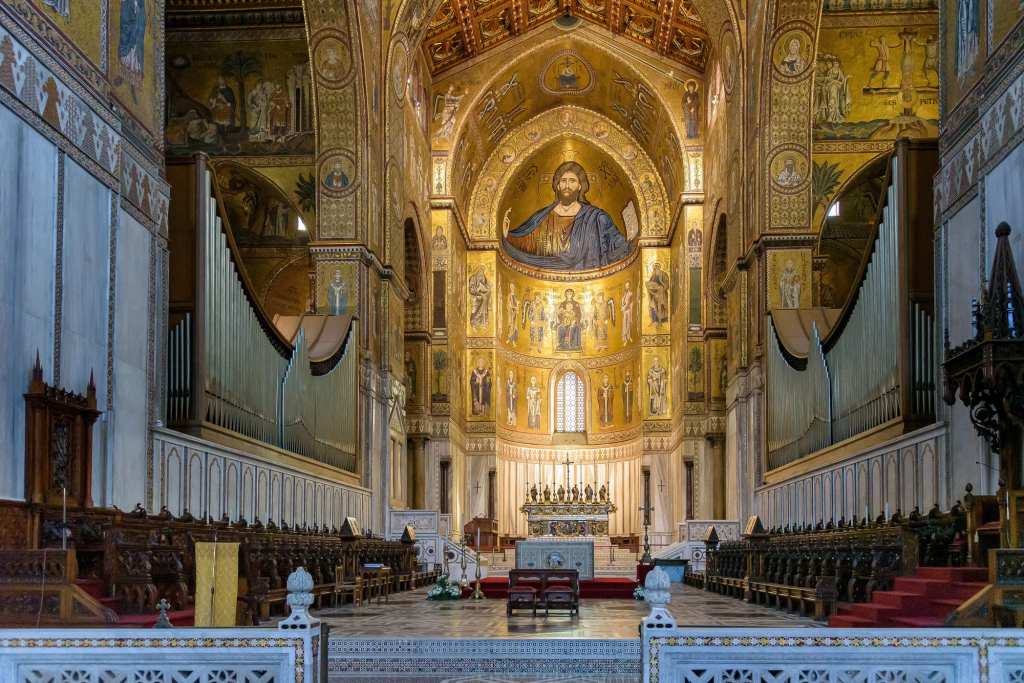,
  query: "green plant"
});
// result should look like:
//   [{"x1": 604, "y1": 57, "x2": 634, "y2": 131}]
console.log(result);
[
  {"x1": 295, "y1": 173, "x2": 316, "y2": 213},
  {"x1": 426, "y1": 575, "x2": 462, "y2": 600},
  {"x1": 812, "y1": 161, "x2": 843, "y2": 213}
]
